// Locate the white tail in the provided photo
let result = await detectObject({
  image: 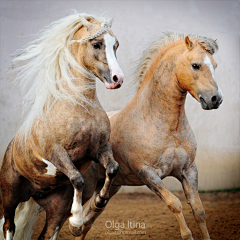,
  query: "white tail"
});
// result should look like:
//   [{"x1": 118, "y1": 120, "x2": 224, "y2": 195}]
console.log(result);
[{"x1": 0, "y1": 198, "x2": 41, "y2": 240}]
